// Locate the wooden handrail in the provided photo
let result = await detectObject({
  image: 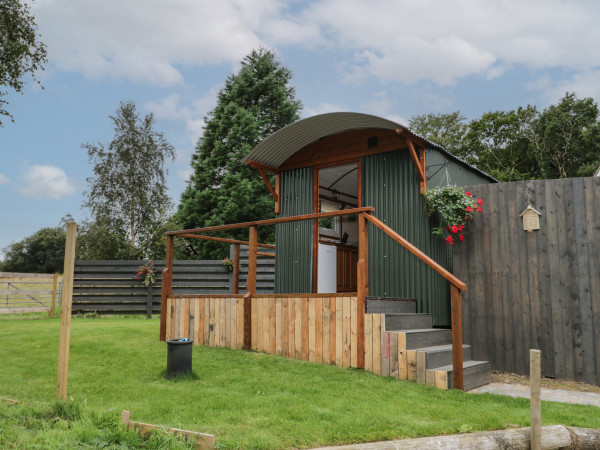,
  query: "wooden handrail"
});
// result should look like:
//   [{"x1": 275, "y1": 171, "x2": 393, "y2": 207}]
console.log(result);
[
  {"x1": 165, "y1": 207, "x2": 375, "y2": 236},
  {"x1": 362, "y1": 213, "x2": 466, "y2": 291},
  {"x1": 362, "y1": 212, "x2": 465, "y2": 390},
  {"x1": 176, "y1": 233, "x2": 275, "y2": 249}
]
